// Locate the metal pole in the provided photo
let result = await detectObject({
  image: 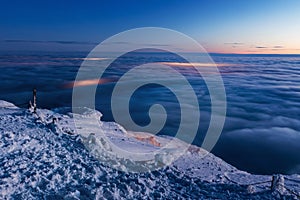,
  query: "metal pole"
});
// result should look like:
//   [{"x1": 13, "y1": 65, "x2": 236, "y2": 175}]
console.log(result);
[
  {"x1": 33, "y1": 89, "x2": 37, "y2": 113},
  {"x1": 271, "y1": 175, "x2": 285, "y2": 193}
]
